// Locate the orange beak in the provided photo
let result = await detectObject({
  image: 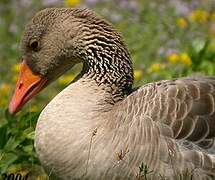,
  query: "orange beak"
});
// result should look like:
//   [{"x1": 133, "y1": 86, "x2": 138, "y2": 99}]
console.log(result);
[{"x1": 9, "y1": 60, "x2": 48, "y2": 114}]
